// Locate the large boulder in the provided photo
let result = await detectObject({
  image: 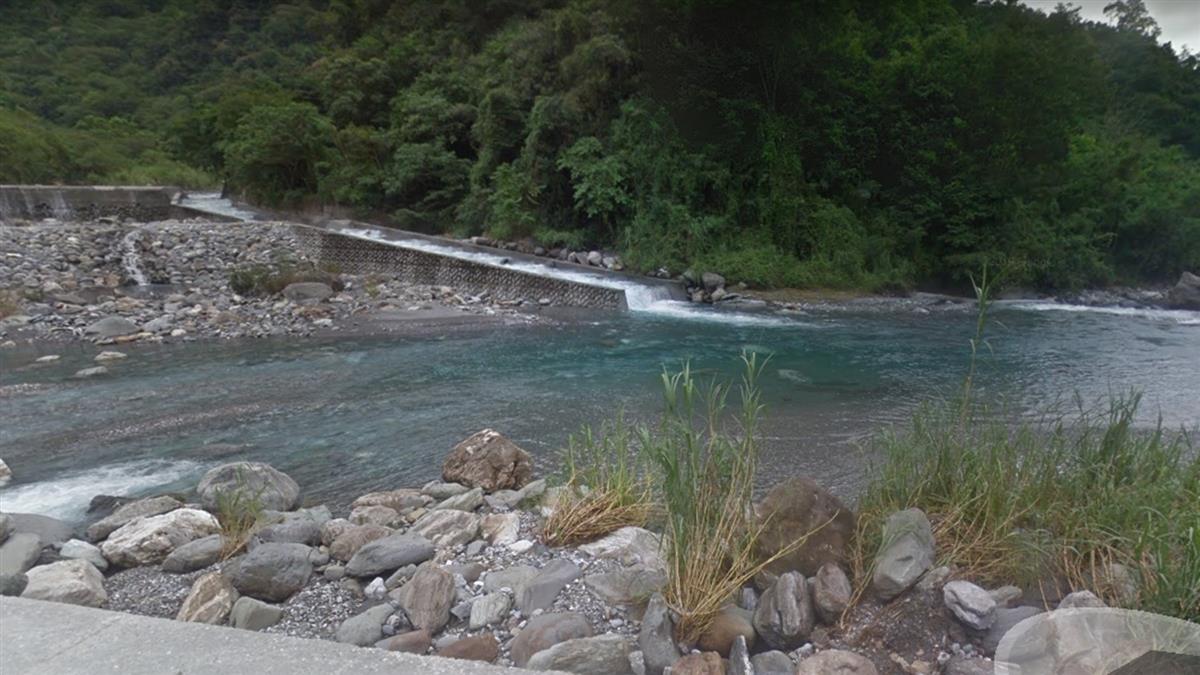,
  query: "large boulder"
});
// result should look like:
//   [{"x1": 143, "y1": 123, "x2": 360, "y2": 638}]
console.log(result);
[
  {"x1": 755, "y1": 477, "x2": 855, "y2": 578},
  {"x1": 0, "y1": 533, "x2": 43, "y2": 578},
  {"x1": 396, "y1": 563, "x2": 455, "y2": 632},
  {"x1": 177, "y1": 572, "x2": 238, "y2": 624},
  {"x1": 345, "y1": 533, "x2": 435, "y2": 577},
  {"x1": 161, "y1": 534, "x2": 223, "y2": 573},
  {"x1": 510, "y1": 612, "x2": 593, "y2": 667},
  {"x1": 1166, "y1": 271, "x2": 1200, "y2": 309},
  {"x1": 872, "y1": 508, "x2": 935, "y2": 600},
  {"x1": 196, "y1": 462, "x2": 300, "y2": 512},
  {"x1": 753, "y1": 571, "x2": 815, "y2": 651},
  {"x1": 6, "y1": 513, "x2": 73, "y2": 546},
  {"x1": 20, "y1": 559, "x2": 107, "y2": 607},
  {"x1": 228, "y1": 542, "x2": 314, "y2": 602},
  {"x1": 441, "y1": 429, "x2": 534, "y2": 492},
  {"x1": 86, "y1": 495, "x2": 184, "y2": 542},
  {"x1": 100, "y1": 509, "x2": 221, "y2": 568},
  {"x1": 525, "y1": 634, "x2": 633, "y2": 675}
]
